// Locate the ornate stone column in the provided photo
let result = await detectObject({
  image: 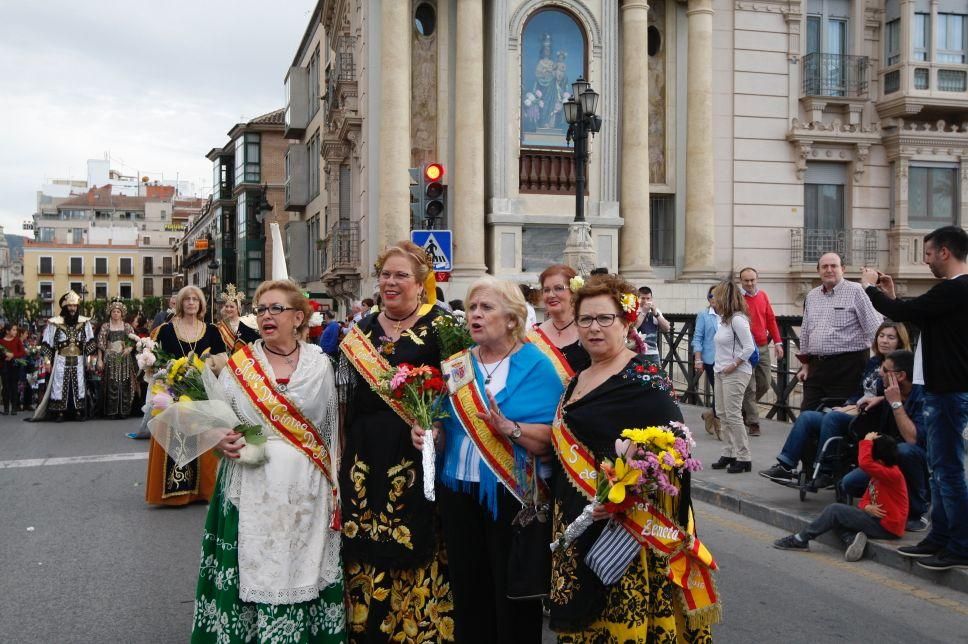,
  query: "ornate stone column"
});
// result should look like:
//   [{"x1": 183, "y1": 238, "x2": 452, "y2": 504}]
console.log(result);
[
  {"x1": 451, "y1": 0, "x2": 488, "y2": 280},
  {"x1": 377, "y1": 0, "x2": 411, "y2": 248},
  {"x1": 619, "y1": 0, "x2": 652, "y2": 280},
  {"x1": 682, "y1": 0, "x2": 716, "y2": 277}
]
